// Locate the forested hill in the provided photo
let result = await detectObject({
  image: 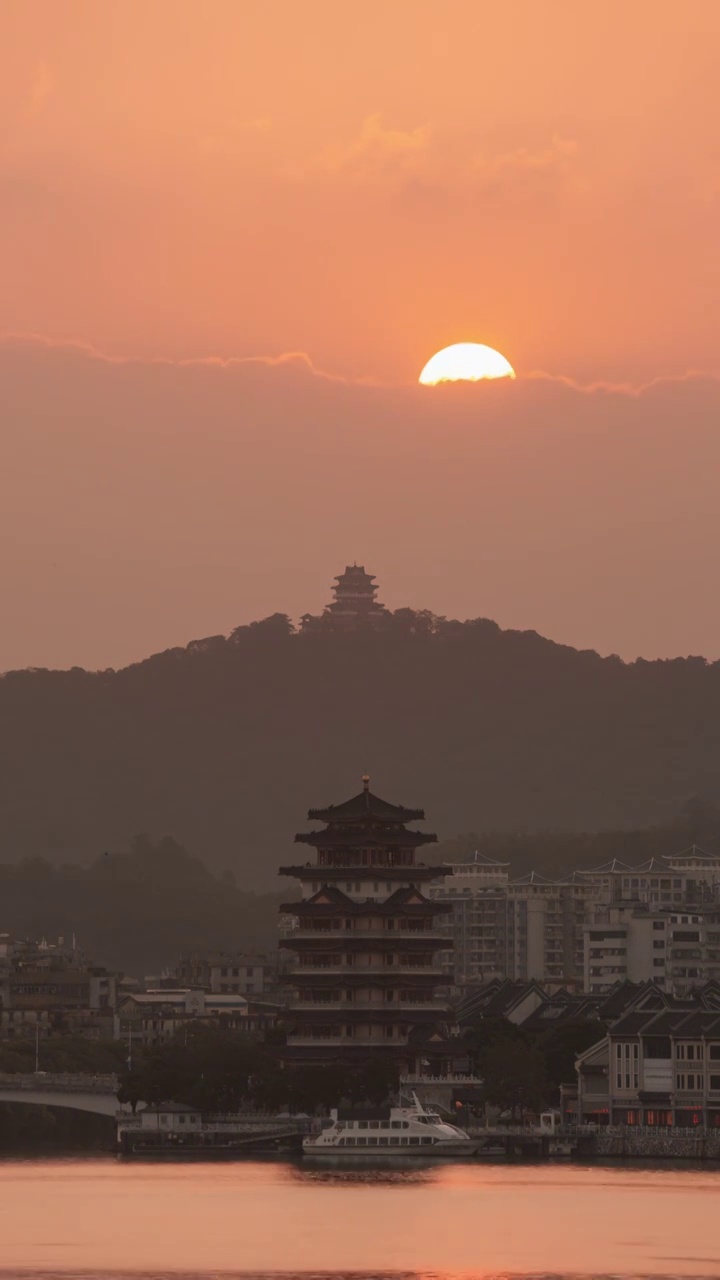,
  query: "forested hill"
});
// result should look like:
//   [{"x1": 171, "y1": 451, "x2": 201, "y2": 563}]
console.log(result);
[{"x1": 0, "y1": 610, "x2": 718, "y2": 890}]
